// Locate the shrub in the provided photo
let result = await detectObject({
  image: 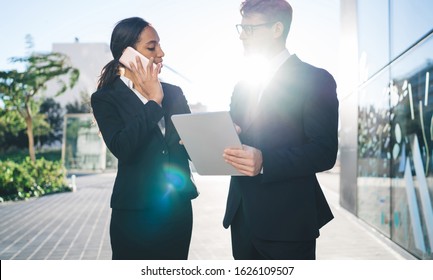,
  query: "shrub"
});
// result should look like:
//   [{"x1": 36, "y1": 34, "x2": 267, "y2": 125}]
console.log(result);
[{"x1": 0, "y1": 157, "x2": 70, "y2": 202}]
